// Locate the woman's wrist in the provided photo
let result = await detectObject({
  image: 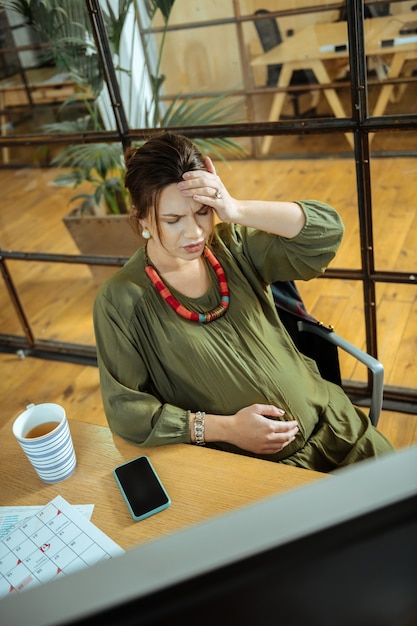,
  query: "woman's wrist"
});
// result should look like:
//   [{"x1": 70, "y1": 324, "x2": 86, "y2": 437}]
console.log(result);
[
  {"x1": 190, "y1": 411, "x2": 231, "y2": 445},
  {"x1": 193, "y1": 411, "x2": 206, "y2": 446}
]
